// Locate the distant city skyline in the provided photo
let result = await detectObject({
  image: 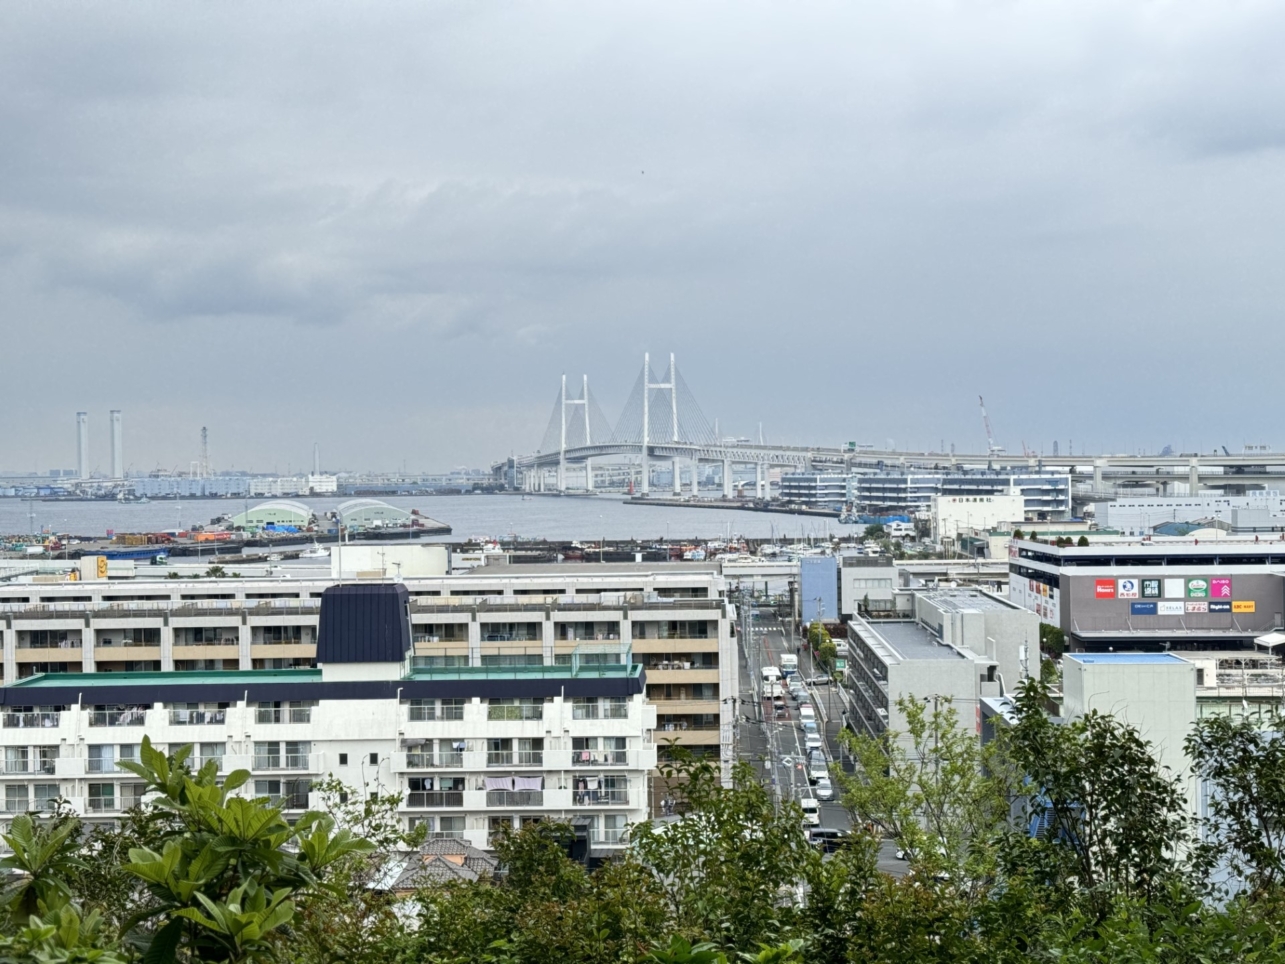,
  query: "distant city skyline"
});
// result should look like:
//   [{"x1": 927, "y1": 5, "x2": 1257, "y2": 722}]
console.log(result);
[{"x1": 5, "y1": 4, "x2": 1285, "y2": 470}]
